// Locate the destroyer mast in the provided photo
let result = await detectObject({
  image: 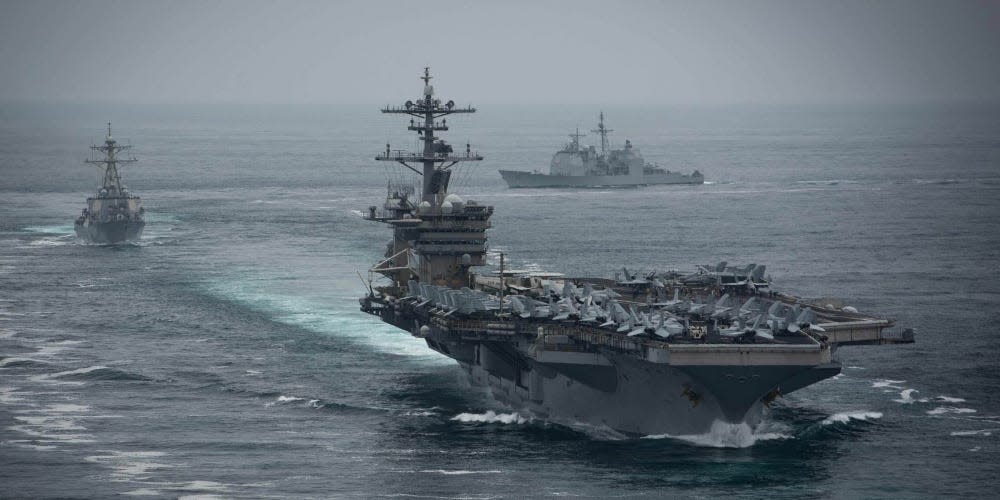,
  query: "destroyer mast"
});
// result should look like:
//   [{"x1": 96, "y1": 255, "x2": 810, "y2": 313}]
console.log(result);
[
  {"x1": 74, "y1": 123, "x2": 145, "y2": 244},
  {"x1": 367, "y1": 68, "x2": 490, "y2": 290}
]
